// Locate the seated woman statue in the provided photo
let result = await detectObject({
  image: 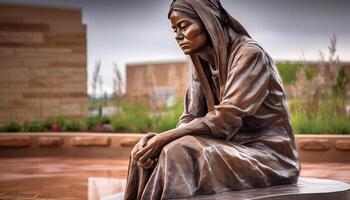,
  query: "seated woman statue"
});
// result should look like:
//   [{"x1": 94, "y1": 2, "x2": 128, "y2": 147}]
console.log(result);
[{"x1": 124, "y1": 0, "x2": 300, "y2": 199}]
